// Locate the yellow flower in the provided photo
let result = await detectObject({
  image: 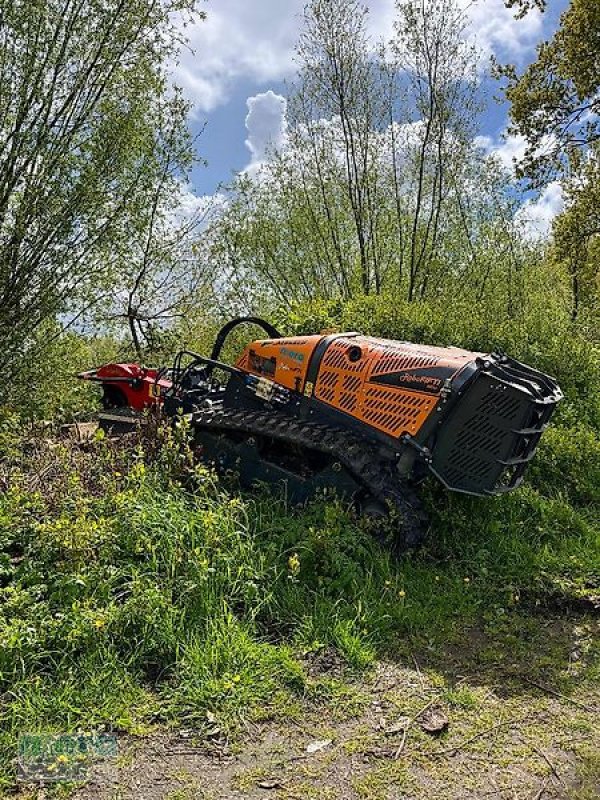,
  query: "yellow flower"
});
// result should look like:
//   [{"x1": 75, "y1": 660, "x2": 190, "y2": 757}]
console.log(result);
[
  {"x1": 56, "y1": 754, "x2": 69, "y2": 764},
  {"x1": 435, "y1": 575, "x2": 440, "y2": 582},
  {"x1": 288, "y1": 553, "x2": 300, "y2": 576},
  {"x1": 93, "y1": 618, "x2": 105, "y2": 628},
  {"x1": 398, "y1": 589, "x2": 406, "y2": 599},
  {"x1": 463, "y1": 577, "x2": 470, "y2": 584},
  {"x1": 232, "y1": 674, "x2": 241, "y2": 683}
]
